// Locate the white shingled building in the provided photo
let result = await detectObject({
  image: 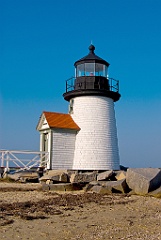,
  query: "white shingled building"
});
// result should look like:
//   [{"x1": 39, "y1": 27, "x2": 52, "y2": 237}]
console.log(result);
[{"x1": 37, "y1": 45, "x2": 121, "y2": 170}]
